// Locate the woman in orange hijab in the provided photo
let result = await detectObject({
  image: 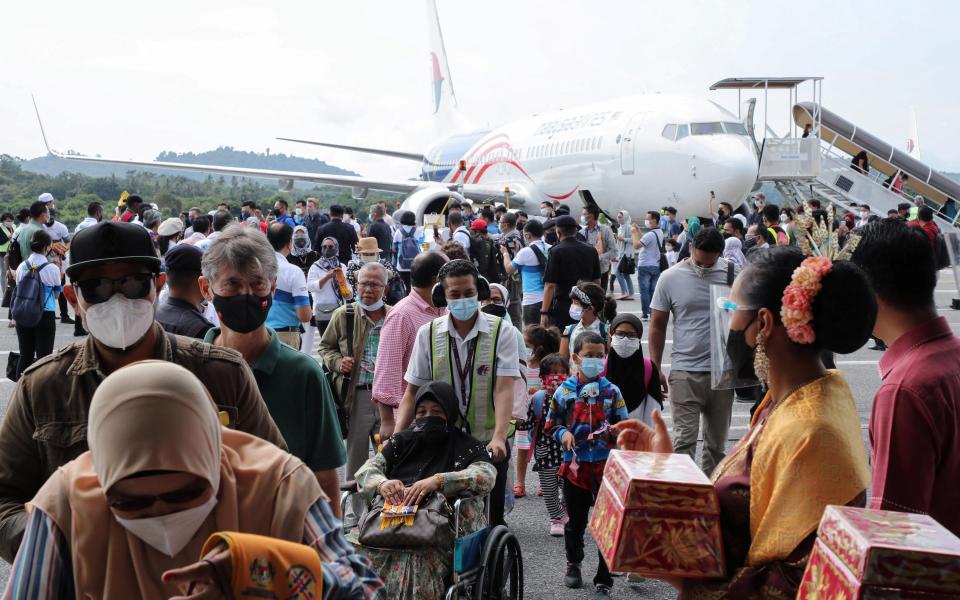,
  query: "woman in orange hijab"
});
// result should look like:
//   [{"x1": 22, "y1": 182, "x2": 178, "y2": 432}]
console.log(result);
[{"x1": 3, "y1": 360, "x2": 383, "y2": 599}]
